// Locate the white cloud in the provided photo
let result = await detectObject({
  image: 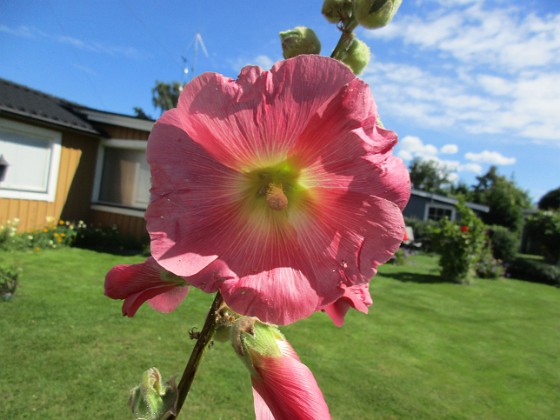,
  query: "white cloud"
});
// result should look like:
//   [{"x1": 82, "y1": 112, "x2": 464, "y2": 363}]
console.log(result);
[
  {"x1": 366, "y1": 3, "x2": 560, "y2": 72},
  {"x1": 361, "y1": 5, "x2": 560, "y2": 147},
  {"x1": 398, "y1": 136, "x2": 438, "y2": 161},
  {"x1": 465, "y1": 150, "x2": 516, "y2": 165},
  {"x1": 229, "y1": 54, "x2": 278, "y2": 73},
  {"x1": 397, "y1": 135, "x2": 509, "y2": 184},
  {"x1": 0, "y1": 24, "x2": 148, "y2": 60},
  {"x1": 440, "y1": 144, "x2": 458, "y2": 154},
  {"x1": 458, "y1": 162, "x2": 483, "y2": 174}
]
